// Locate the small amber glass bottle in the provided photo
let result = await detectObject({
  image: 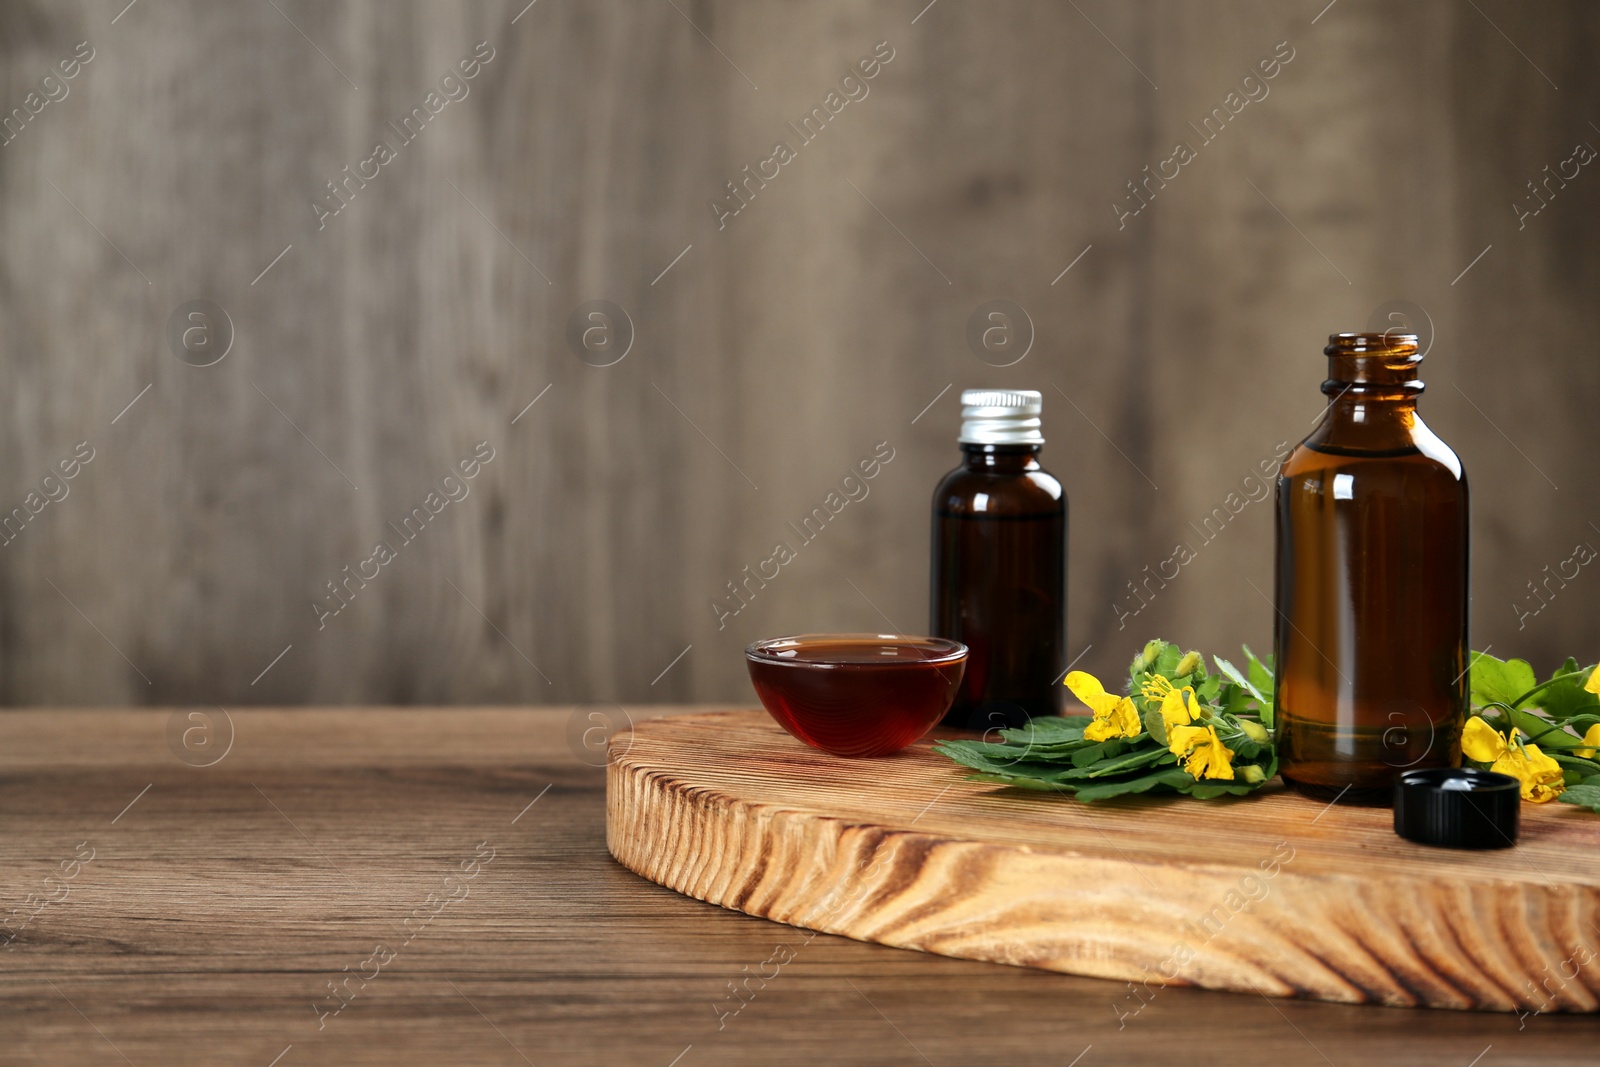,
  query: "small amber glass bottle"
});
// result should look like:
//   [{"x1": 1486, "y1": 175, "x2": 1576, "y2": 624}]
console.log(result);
[
  {"x1": 932, "y1": 390, "x2": 1067, "y2": 730},
  {"x1": 1274, "y1": 333, "x2": 1469, "y2": 803}
]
